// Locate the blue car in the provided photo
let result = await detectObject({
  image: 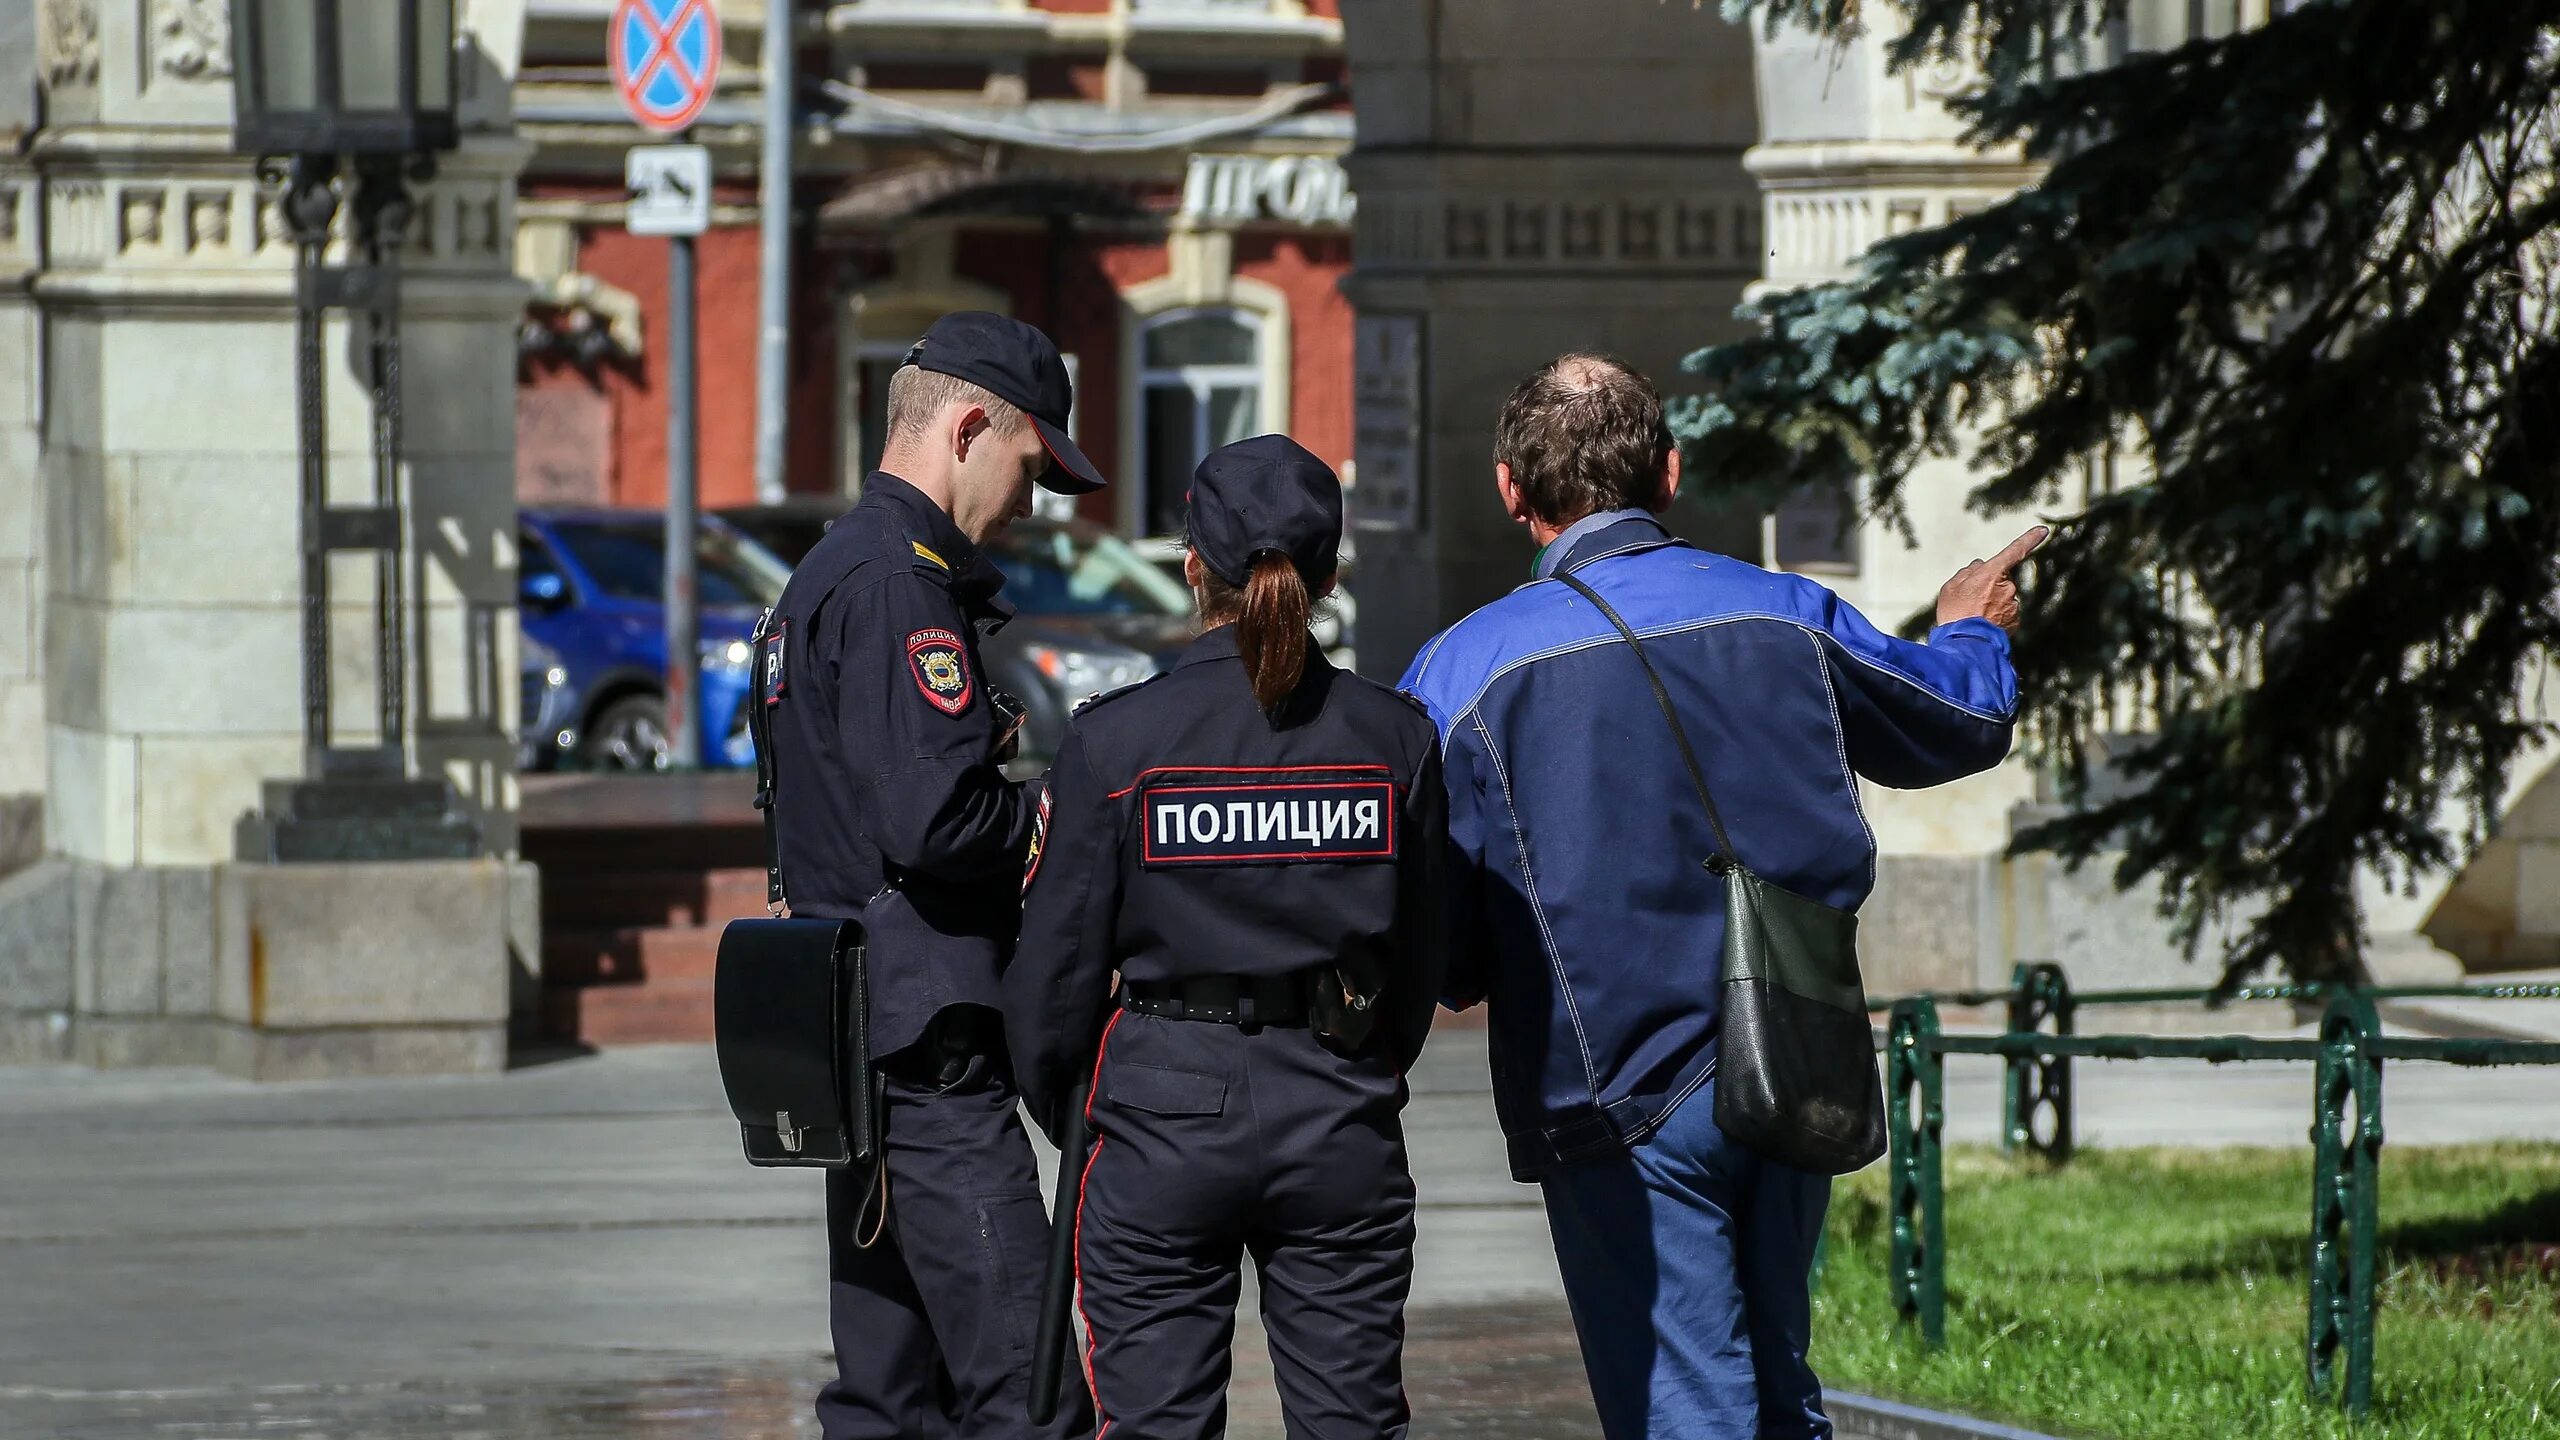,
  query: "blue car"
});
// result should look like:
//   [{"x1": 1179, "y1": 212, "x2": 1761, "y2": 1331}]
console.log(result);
[{"x1": 518, "y1": 507, "x2": 790, "y2": 771}]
